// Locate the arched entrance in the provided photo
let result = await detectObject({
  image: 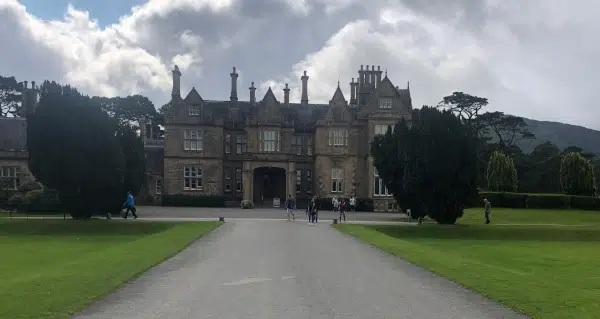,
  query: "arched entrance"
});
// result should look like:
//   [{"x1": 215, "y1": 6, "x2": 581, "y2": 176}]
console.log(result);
[{"x1": 253, "y1": 167, "x2": 286, "y2": 207}]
